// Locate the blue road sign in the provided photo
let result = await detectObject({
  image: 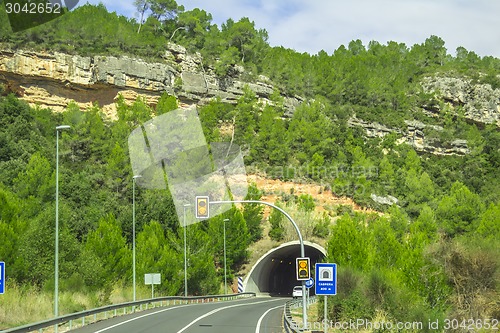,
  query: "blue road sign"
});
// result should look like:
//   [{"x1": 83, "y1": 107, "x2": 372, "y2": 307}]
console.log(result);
[
  {"x1": 315, "y1": 263, "x2": 337, "y2": 295},
  {"x1": 0, "y1": 261, "x2": 5, "y2": 294},
  {"x1": 305, "y1": 277, "x2": 314, "y2": 289}
]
